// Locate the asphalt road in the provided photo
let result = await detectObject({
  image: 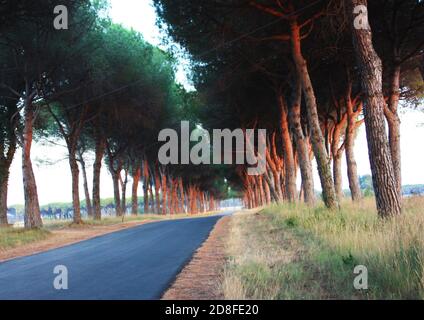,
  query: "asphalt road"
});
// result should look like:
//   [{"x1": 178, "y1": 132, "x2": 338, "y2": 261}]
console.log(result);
[{"x1": 0, "y1": 213, "x2": 231, "y2": 300}]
